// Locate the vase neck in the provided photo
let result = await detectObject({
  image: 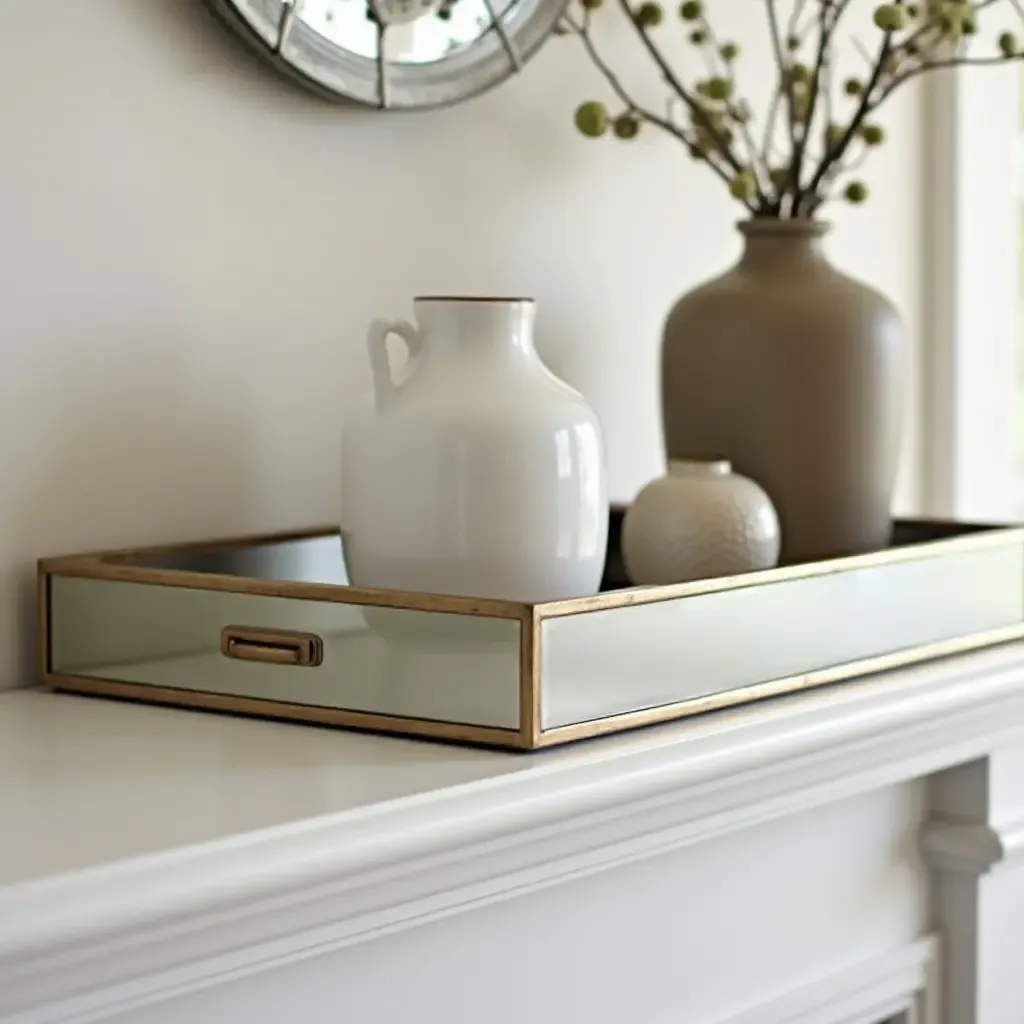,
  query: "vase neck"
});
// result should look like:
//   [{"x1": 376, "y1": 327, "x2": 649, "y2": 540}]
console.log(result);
[
  {"x1": 668, "y1": 459, "x2": 731, "y2": 479},
  {"x1": 413, "y1": 297, "x2": 537, "y2": 361},
  {"x1": 737, "y1": 220, "x2": 830, "y2": 274}
]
